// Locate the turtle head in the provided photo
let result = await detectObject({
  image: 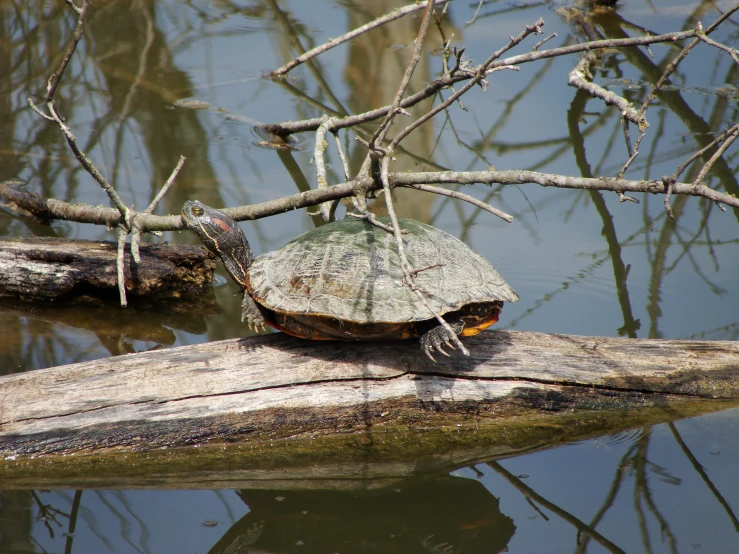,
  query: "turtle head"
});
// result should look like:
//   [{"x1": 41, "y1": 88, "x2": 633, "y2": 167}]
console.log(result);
[{"x1": 182, "y1": 200, "x2": 254, "y2": 289}]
